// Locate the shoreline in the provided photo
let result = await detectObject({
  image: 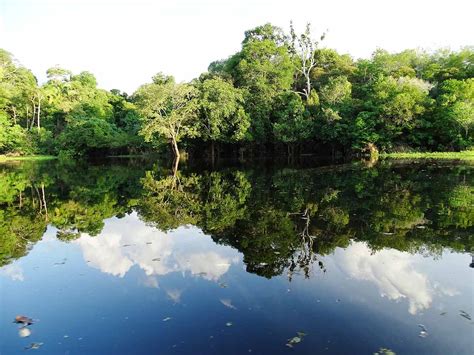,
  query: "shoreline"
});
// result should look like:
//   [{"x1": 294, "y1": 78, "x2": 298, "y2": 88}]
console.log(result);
[
  {"x1": 0, "y1": 155, "x2": 57, "y2": 162},
  {"x1": 381, "y1": 151, "x2": 474, "y2": 160}
]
